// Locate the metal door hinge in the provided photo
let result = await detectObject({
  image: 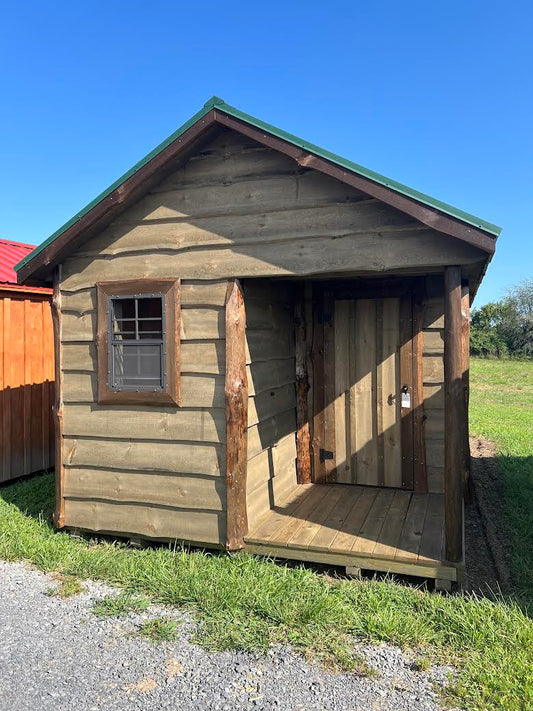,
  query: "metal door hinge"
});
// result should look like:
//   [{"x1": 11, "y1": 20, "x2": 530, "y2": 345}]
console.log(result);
[{"x1": 320, "y1": 449, "x2": 334, "y2": 462}]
